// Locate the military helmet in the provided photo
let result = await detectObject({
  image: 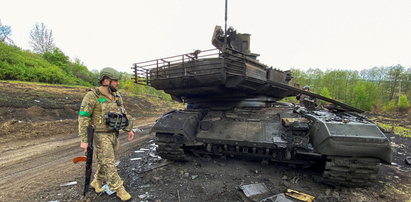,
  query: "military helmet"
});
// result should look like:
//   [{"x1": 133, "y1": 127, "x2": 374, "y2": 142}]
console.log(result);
[
  {"x1": 303, "y1": 85, "x2": 310, "y2": 90},
  {"x1": 100, "y1": 67, "x2": 120, "y2": 81}
]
